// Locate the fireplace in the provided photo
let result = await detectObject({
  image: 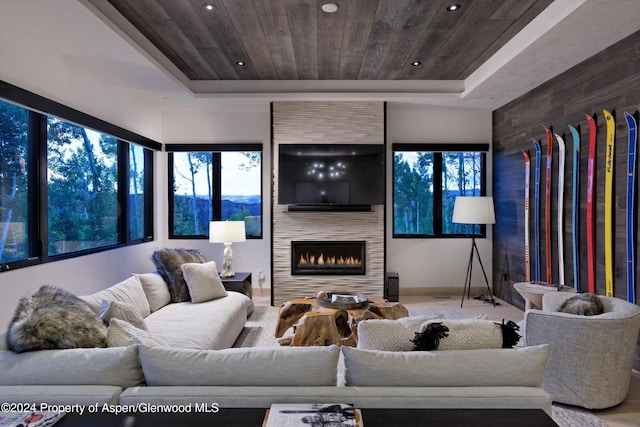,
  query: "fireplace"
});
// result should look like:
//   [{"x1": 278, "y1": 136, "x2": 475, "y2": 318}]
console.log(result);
[{"x1": 291, "y1": 241, "x2": 365, "y2": 275}]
